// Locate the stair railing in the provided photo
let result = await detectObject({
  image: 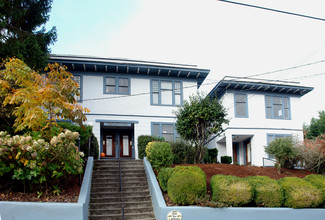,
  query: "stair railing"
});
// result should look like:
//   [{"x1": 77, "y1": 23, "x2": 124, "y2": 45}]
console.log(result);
[{"x1": 119, "y1": 159, "x2": 125, "y2": 220}]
